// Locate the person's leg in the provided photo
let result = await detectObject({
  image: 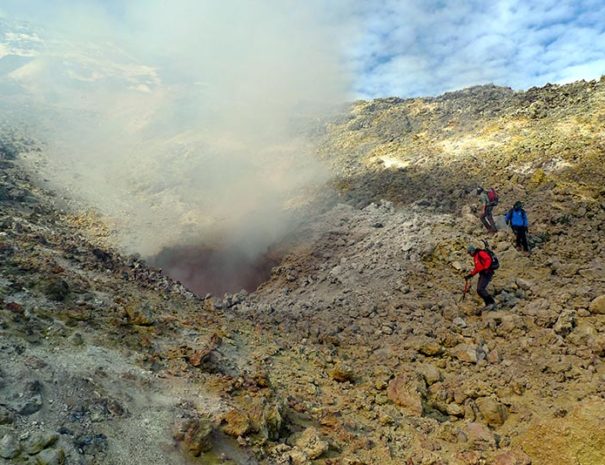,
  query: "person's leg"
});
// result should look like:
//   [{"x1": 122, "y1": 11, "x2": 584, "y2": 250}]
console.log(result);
[
  {"x1": 480, "y1": 210, "x2": 492, "y2": 231},
  {"x1": 519, "y1": 227, "x2": 530, "y2": 252},
  {"x1": 486, "y1": 206, "x2": 497, "y2": 231},
  {"x1": 477, "y1": 272, "x2": 495, "y2": 305},
  {"x1": 512, "y1": 227, "x2": 522, "y2": 249}
]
